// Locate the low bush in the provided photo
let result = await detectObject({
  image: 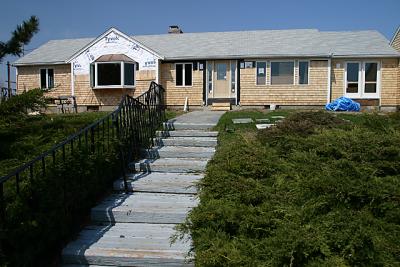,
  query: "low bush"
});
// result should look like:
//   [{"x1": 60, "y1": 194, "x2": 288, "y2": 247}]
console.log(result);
[
  {"x1": 0, "y1": 145, "x2": 121, "y2": 266},
  {"x1": 182, "y1": 111, "x2": 400, "y2": 266},
  {"x1": 0, "y1": 89, "x2": 46, "y2": 121}
]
